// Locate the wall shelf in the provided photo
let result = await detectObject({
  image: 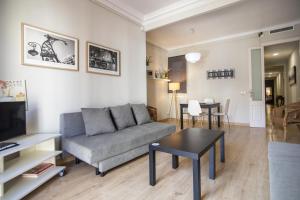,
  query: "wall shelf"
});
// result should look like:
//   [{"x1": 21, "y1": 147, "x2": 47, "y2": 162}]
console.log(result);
[{"x1": 148, "y1": 78, "x2": 170, "y2": 82}]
